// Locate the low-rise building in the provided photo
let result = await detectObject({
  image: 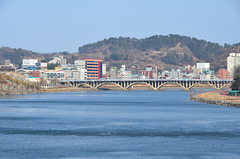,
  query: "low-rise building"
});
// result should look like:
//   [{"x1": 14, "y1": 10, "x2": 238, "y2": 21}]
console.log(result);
[
  {"x1": 193, "y1": 68, "x2": 202, "y2": 77},
  {"x1": 138, "y1": 70, "x2": 153, "y2": 79},
  {"x1": 162, "y1": 69, "x2": 179, "y2": 79},
  {"x1": 217, "y1": 68, "x2": 232, "y2": 80},
  {"x1": 29, "y1": 70, "x2": 40, "y2": 77},
  {"x1": 44, "y1": 71, "x2": 66, "y2": 80},
  {"x1": 65, "y1": 68, "x2": 87, "y2": 80},
  {"x1": 199, "y1": 73, "x2": 211, "y2": 80},
  {"x1": 0, "y1": 65, "x2": 16, "y2": 72},
  {"x1": 36, "y1": 62, "x2": 48, "y2": 69},
  {"x1": 22, "y1": 59, "x2": 38, "y2": 69},
  {"x1": 74, "y1": 59, "x2": 86, "y2": 70},
  {"x1": 110, "y1": 67, "x2": 118, "y2": 79}
]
